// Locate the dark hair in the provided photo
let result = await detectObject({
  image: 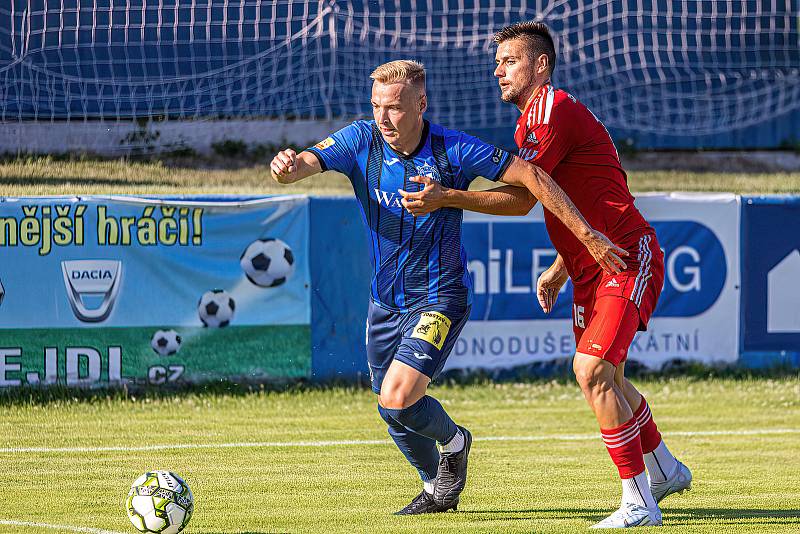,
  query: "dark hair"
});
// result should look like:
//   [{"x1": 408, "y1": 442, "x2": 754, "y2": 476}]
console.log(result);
[{"x1": 493, "y1": 21, "x2": 557, "y2": 75}]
